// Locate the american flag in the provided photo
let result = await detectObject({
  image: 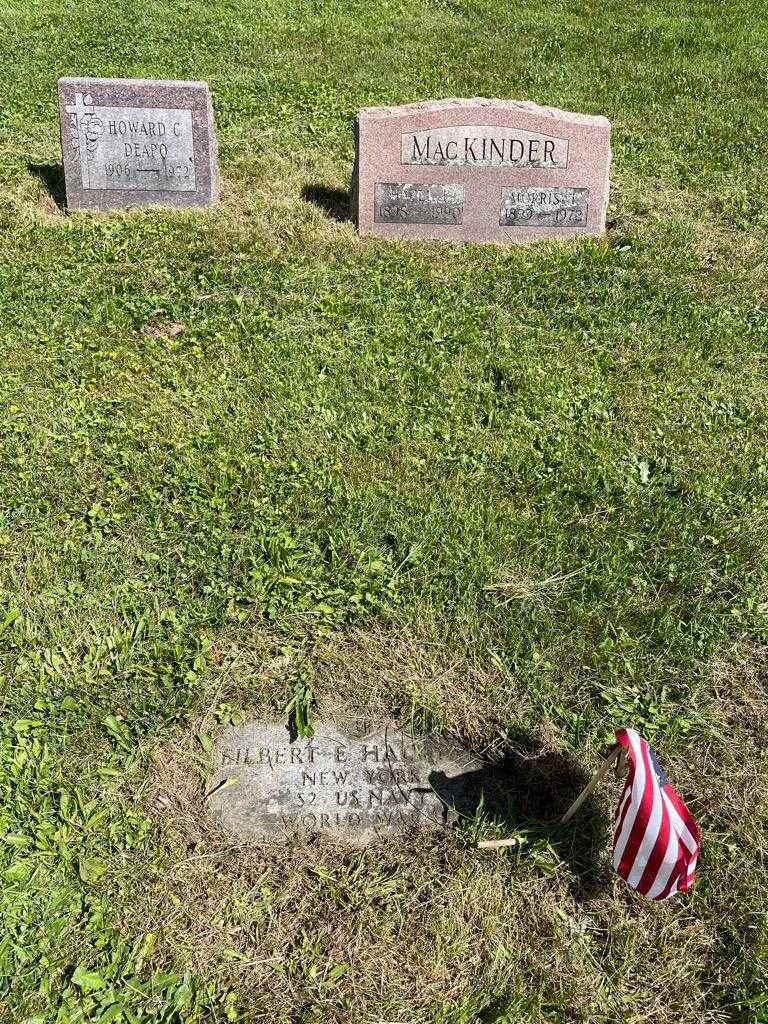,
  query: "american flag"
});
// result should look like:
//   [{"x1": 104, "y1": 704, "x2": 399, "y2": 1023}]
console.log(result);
[{"x1": 613, "y1": 728, "x2": 700, "y2": 900}]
